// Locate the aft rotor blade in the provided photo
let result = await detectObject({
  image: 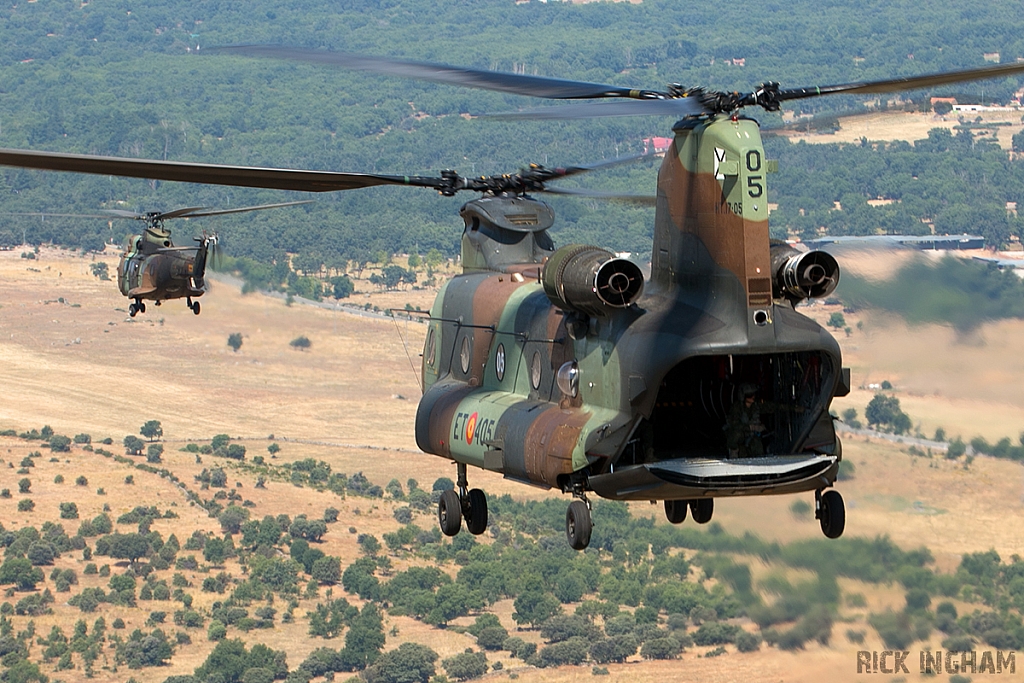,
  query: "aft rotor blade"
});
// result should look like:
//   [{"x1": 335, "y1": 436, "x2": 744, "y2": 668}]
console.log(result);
[
  {"x1": 779, "y1": 61, "x2": 1024, "y2": 103},
  {"x1": 542, "y1": 186, "x2": 657, "y2": 205},
  {"x1": 0, "y1": 148, "x2": 444, "y2": 193},
  {"x1": 180, "y1": 200, "x2": 315, "y2": 218},
  {"x1": 485, "y1": 98, "x2": 708, "y2": 120},
  {"x1": 214, "y1": 45, "x2": 667, "y2": 101}
]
